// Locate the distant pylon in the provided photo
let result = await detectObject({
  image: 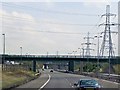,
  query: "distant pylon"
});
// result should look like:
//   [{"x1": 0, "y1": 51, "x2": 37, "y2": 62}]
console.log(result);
[
  {"x1": 82, "y1": 32, "x2": 95, "y2": 57},
  {"x1": 99, "y1": 5, "x2": 117, "y2": 57}
]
